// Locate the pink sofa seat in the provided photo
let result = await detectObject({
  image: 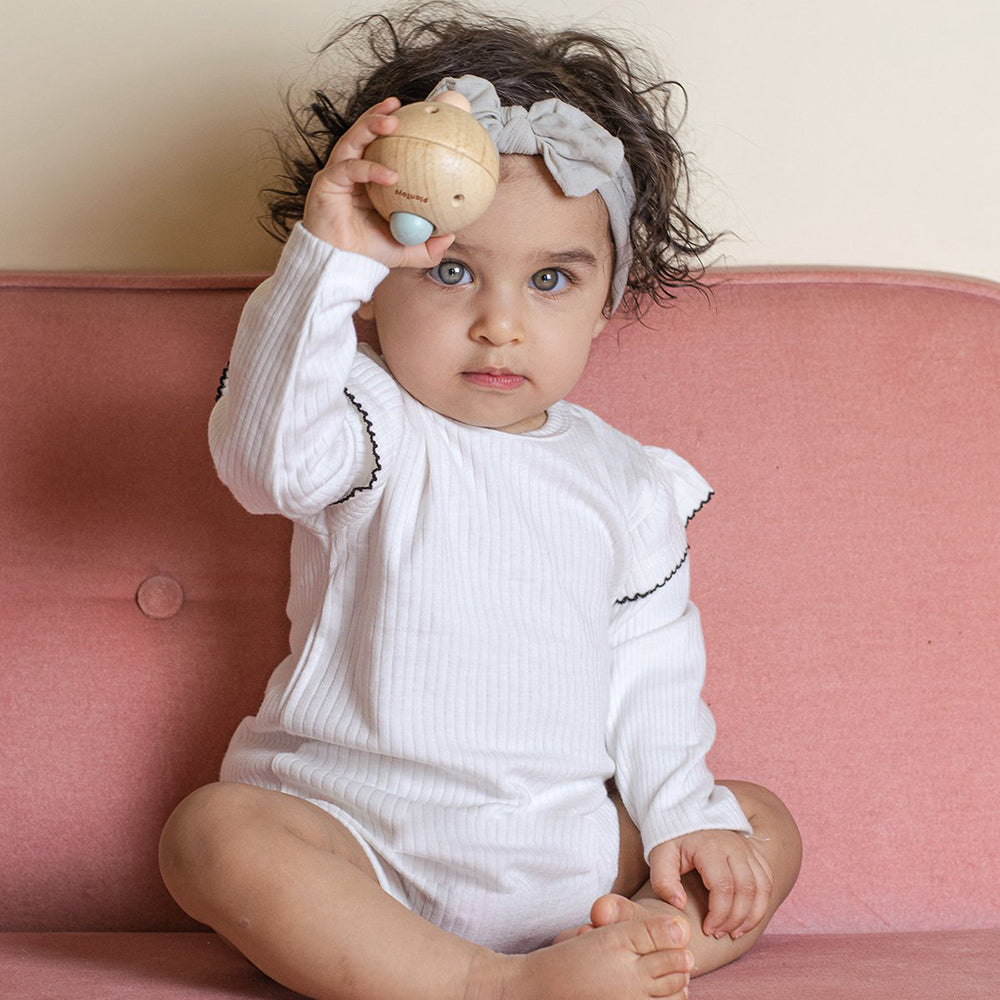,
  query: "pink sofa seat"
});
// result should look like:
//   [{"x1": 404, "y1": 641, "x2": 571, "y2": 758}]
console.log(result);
[
  {"x1": 1, "y1": 267, "x2": 998, "y2": 997},
  {"x1": 2, "y1": 929, "x2": 997, "y2": 999}
]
